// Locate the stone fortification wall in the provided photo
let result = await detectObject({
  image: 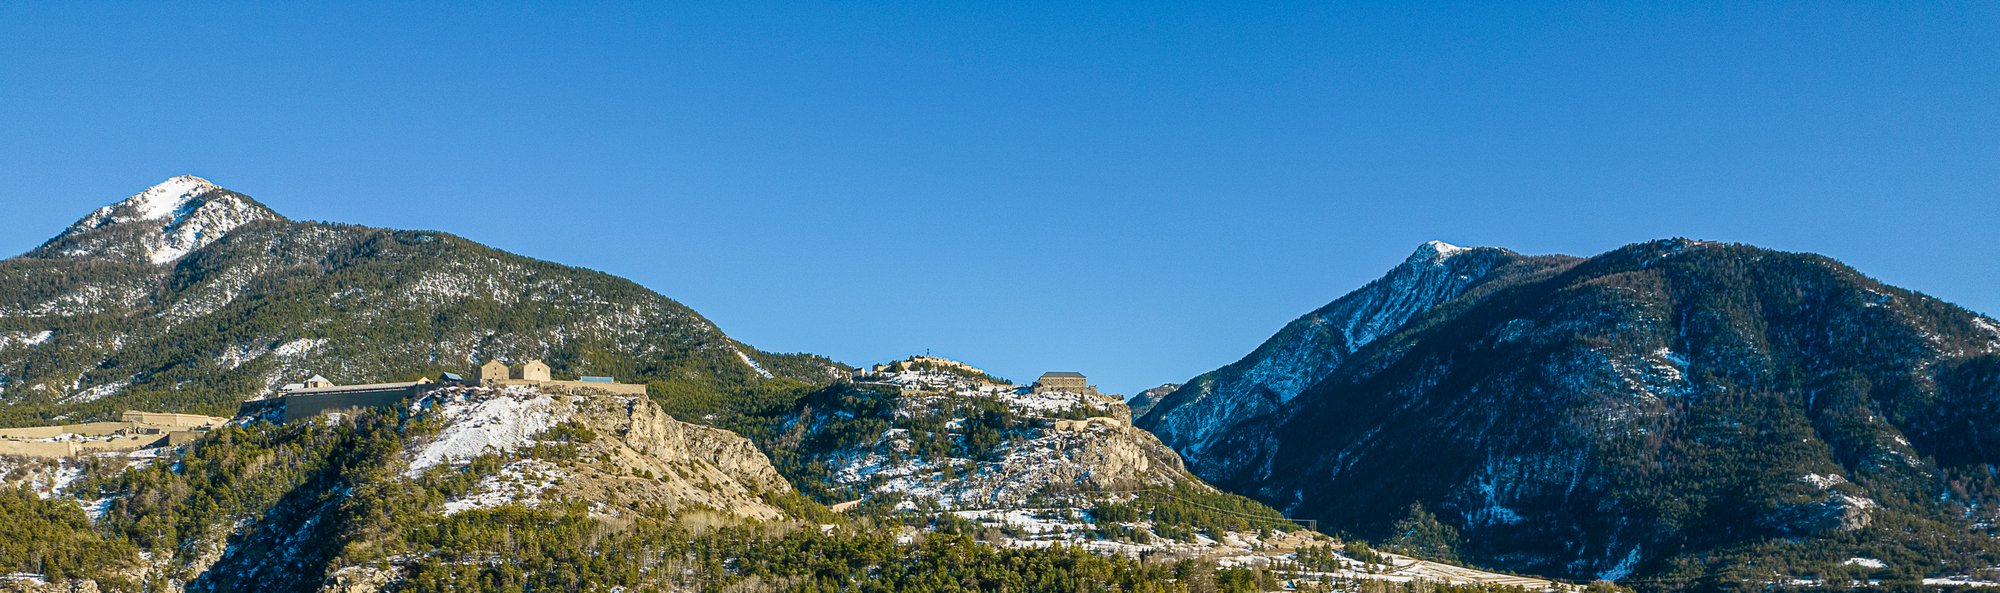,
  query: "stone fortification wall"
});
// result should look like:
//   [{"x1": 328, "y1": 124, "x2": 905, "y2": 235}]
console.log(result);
[
  {"x1": 0, "y1": 422, "x2": 137, "y2": 439},
  {"x1": 121, "y1": 411, "x2": 225, "y2": 428},
  {"x1": 0, "y1": 434, "x2": 166, "y2": 458},
  {"x1": 487, "y1": 378, "x2": 646, "y2": 396},
  {"x1": 282, "y1": 386, "x2": 426, "y2": 422},
  {"x1": 0, "y1": 411, "x2": 228, "y2": 458}
]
